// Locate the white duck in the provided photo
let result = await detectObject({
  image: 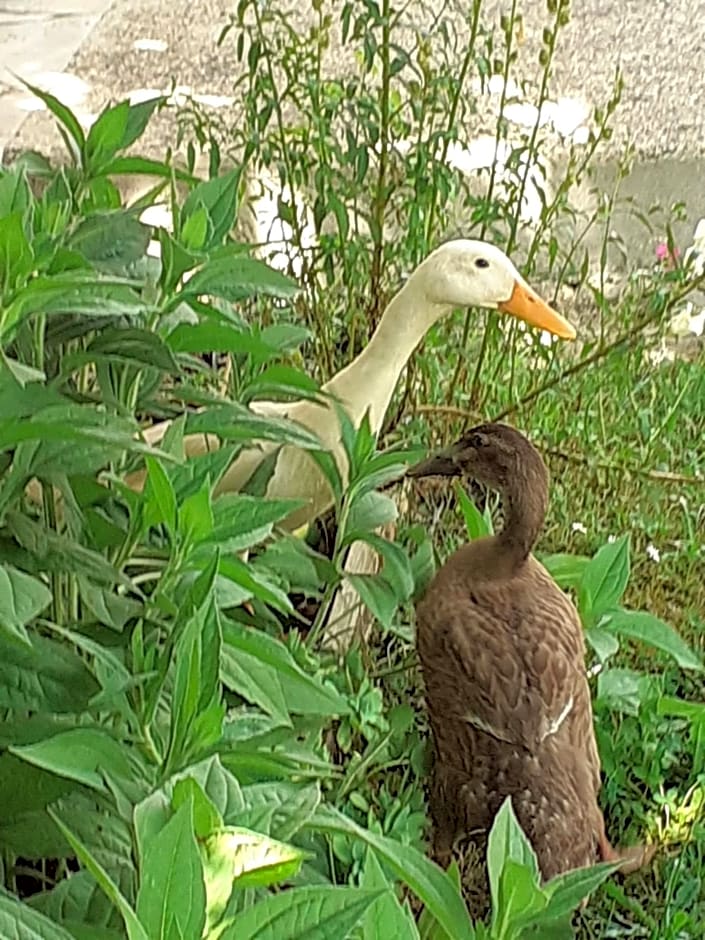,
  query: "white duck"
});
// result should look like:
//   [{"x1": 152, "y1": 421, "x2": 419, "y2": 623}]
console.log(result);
[{"x1": 131, "y1": 240, "x2": 576, "y2": 529}]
